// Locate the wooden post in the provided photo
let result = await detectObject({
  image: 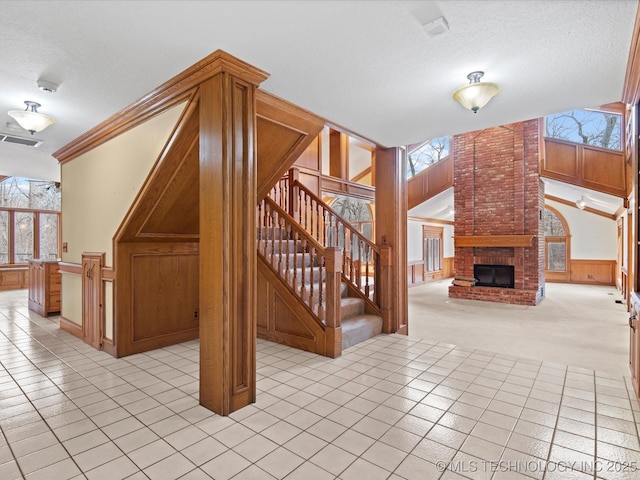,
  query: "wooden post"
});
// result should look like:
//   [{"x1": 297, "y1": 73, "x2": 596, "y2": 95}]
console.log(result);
[
  {"x1": 329, "y1": 129, "x2": 349, "y2": 180},
  {"x1": 379, "y1": 245, "x2": 393, "y2": 333},
  {"x1": 199, "y1": 52, "x2": 268, "y2": 415},
  {"x1": 324, "y1": 246, "x2": 343, "y2": 358},
  {"x1": 374, "y1": 147, "x2": 408, "y2": 334}
]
